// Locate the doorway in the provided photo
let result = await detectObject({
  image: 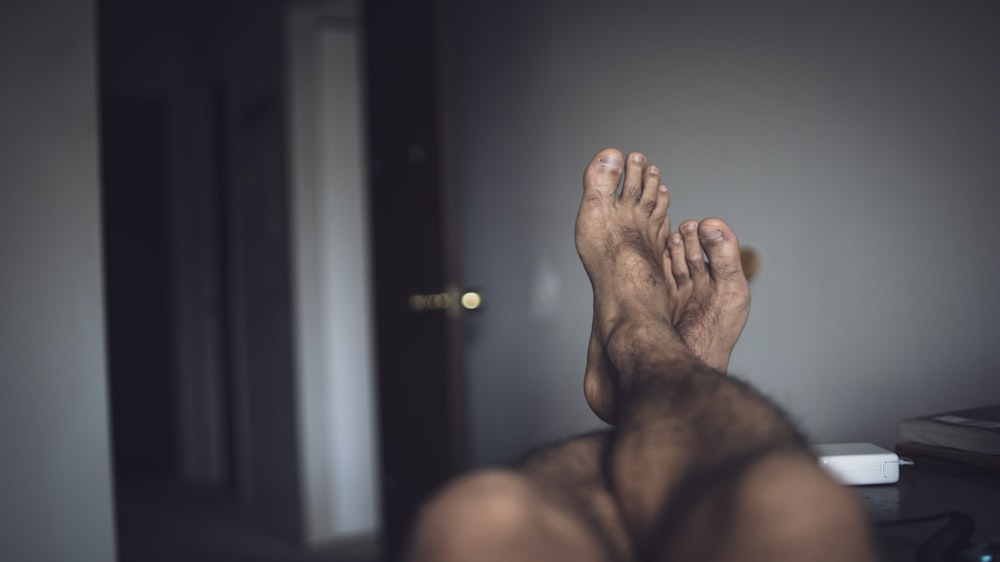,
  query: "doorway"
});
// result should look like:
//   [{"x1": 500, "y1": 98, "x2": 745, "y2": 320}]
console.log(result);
[{"x1": 100, "y1": 0, "x2": 466, "y2": 559}]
